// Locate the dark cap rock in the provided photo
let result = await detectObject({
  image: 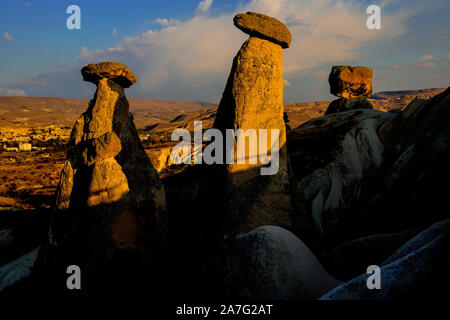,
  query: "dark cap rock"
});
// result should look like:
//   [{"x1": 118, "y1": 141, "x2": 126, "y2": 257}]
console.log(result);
[
  {"x1": 233, "y1": 12, "x2": 292, "y2": 49},
  {"x1": 81, "y1": 61, "x2": 137, "y2": 88},
  {"x1": 328, "y1": 66, "x2": 373, "y2": 98}
]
